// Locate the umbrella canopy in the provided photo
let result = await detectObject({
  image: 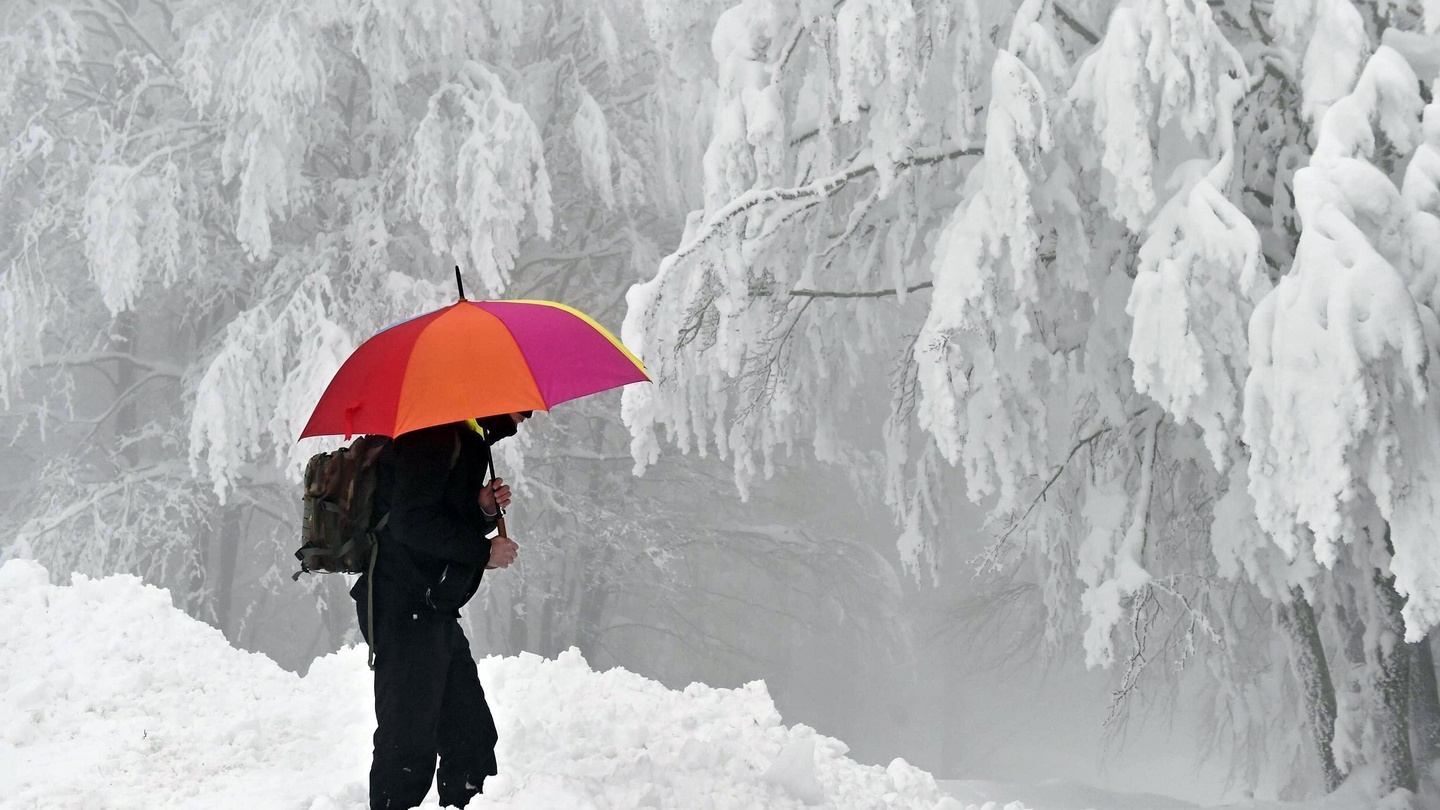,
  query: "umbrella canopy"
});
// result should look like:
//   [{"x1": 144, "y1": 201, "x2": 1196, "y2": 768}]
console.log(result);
[{"x1": 299, "y1": 299, "x2": 648, "y2": 439}]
